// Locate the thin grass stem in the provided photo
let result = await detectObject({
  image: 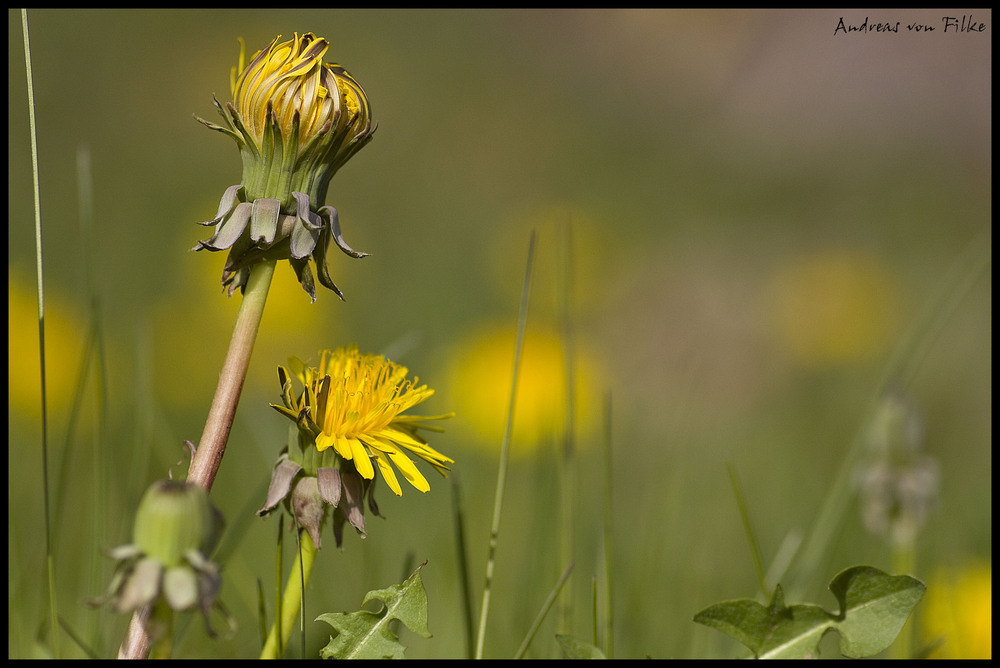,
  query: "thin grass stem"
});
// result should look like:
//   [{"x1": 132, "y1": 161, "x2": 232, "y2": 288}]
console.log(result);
[
  {"x1": 727, "y1": 462, "x2": 767, "y2": 597},
  {"x1": 256, "y1": 578, "x2": 268, "y2": 652},
  {"x1": 890, "y1": 541, "x2": 916, "y2": 658},
  {"x1": 274, "y1": 519, "x2": 284, "y2": 656},
  {"x1": 20, "y1": 8, "x2": 59, "y2": 658},
  {"x1": 557, "y1": 218, "x2": 576, "y2": 634},
  {"x1": 600, "y1": 392, "x2": 614, "y2": 658},
  {"x1": 591, "y1": 576, "x2": 598, "y2": 648},
  {"x1": 76, "y1": 143, "x2": 111, "y2": 646},
  {"x1": 450, "y1": 477, "x2": 476, "y2": 658},
  {"x1": 474, "y1": 231, "x2": 536, "y2": 659},
  {"x1": 513, "y1": 561, "x2": 574, "y2": 659},
  {"x1": 260, "y1": 528, "x2": 318, "y2": 659}
]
